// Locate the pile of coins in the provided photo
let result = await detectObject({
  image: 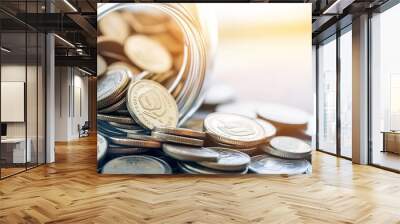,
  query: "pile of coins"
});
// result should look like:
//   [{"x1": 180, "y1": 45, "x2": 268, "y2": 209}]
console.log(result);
[
  {"x1": 97, "y1": 8, "x2": 185, "y2": 98},
  {"x1": 97, "y1": 70, "x2": 312, "y2": 175},
  {"x1": 96, "y1": 6, "x2": 313, "y2": 175}
]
